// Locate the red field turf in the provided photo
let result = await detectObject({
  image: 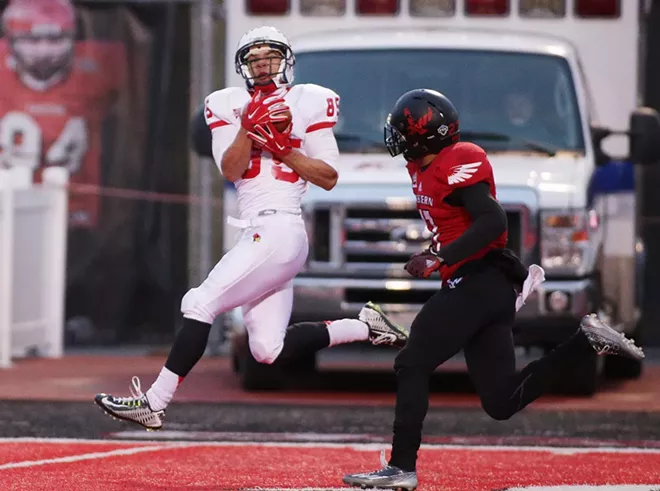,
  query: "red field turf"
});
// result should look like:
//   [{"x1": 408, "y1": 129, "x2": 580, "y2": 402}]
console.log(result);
[{"x1": 1, "y1": 440, "x2": 660, "y2": 490}]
